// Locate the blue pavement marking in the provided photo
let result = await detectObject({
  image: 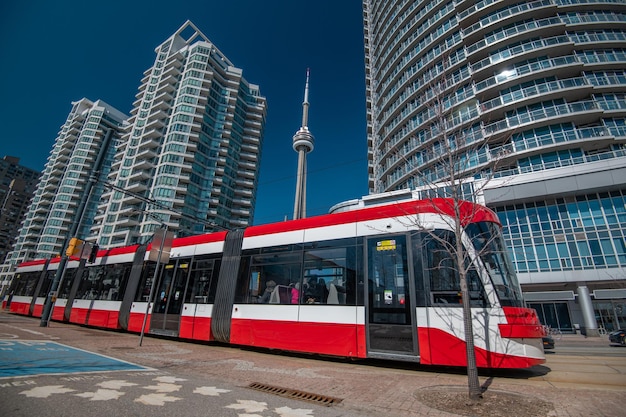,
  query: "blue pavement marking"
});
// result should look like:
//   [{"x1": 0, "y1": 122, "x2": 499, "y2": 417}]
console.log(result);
[{"x1": 0, "y1": 339, "x2": 149, "y2": 378}]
